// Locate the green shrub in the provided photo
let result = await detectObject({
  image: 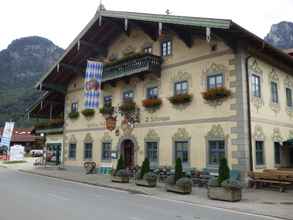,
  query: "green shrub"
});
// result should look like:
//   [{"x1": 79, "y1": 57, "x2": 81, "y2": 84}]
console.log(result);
[
  {"x1": 81, "y1": 109, "x2": 95, "y2": 117},
  {"x1": 175, "y1": 158, "x2": 183, "y2": 182},
  {"x1": 221, "y1": 179, "x2": 242, "y2": 190},
  {"x1": 143, "y1": 172, "x2": 157, "y2": 183},
  {"x1": 208, "y1": 177, "x2": 220, "y2": 187},
  {"x1": 176, "y1": 177, "x2": 192, "y2": 188},
  {"x1": 115, "y1": 156, "x2": 125, "y2": 175},
  {"x1": 140, "y1": 158, "x2": 150, "y2": 179},
  {"x1": 218, "y1": 158, "x2": 230, "y2": 185},
  {"x1": 68, "y1": 111, "x2": 79, "y2": 119},
  {"x1": 115, "y1": 169, "x2": 129, "y2": 177}
]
